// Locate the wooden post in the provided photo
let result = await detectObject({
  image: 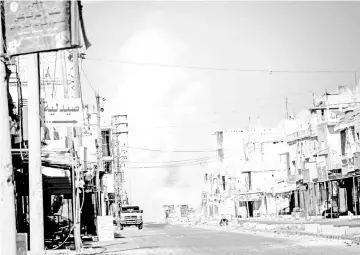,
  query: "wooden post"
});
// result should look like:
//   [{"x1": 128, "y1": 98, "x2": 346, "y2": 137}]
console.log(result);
[
  {"x1": 28, "y1": 54, "x2": 44, "y2": 252},
  {"x1": 0, "y1": 16, "x2": 17, "y2": 254}
]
